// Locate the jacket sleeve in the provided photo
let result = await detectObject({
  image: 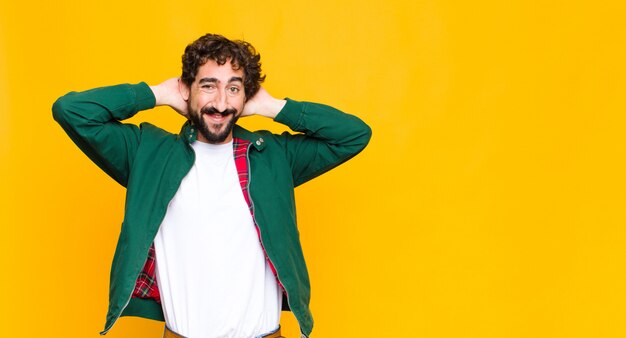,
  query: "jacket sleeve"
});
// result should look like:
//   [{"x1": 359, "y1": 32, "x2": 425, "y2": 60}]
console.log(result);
[
  {"x1": 52, "y1": 83, "x2": 156, "y2": 187},
  {"x1": 273, "y1": 98, "x2": 372, "y2": 187}
]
